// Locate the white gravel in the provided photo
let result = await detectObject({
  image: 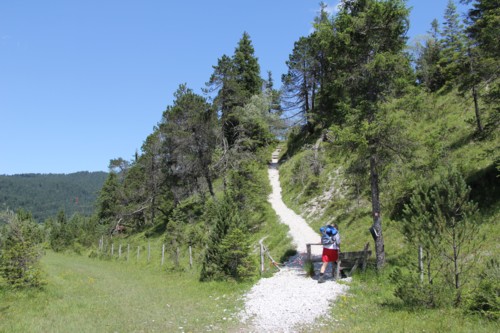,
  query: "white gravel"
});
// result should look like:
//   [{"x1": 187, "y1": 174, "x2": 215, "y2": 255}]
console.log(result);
[{"x1": 238, "y1": 157, "x2": 350, "y2": 333}]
